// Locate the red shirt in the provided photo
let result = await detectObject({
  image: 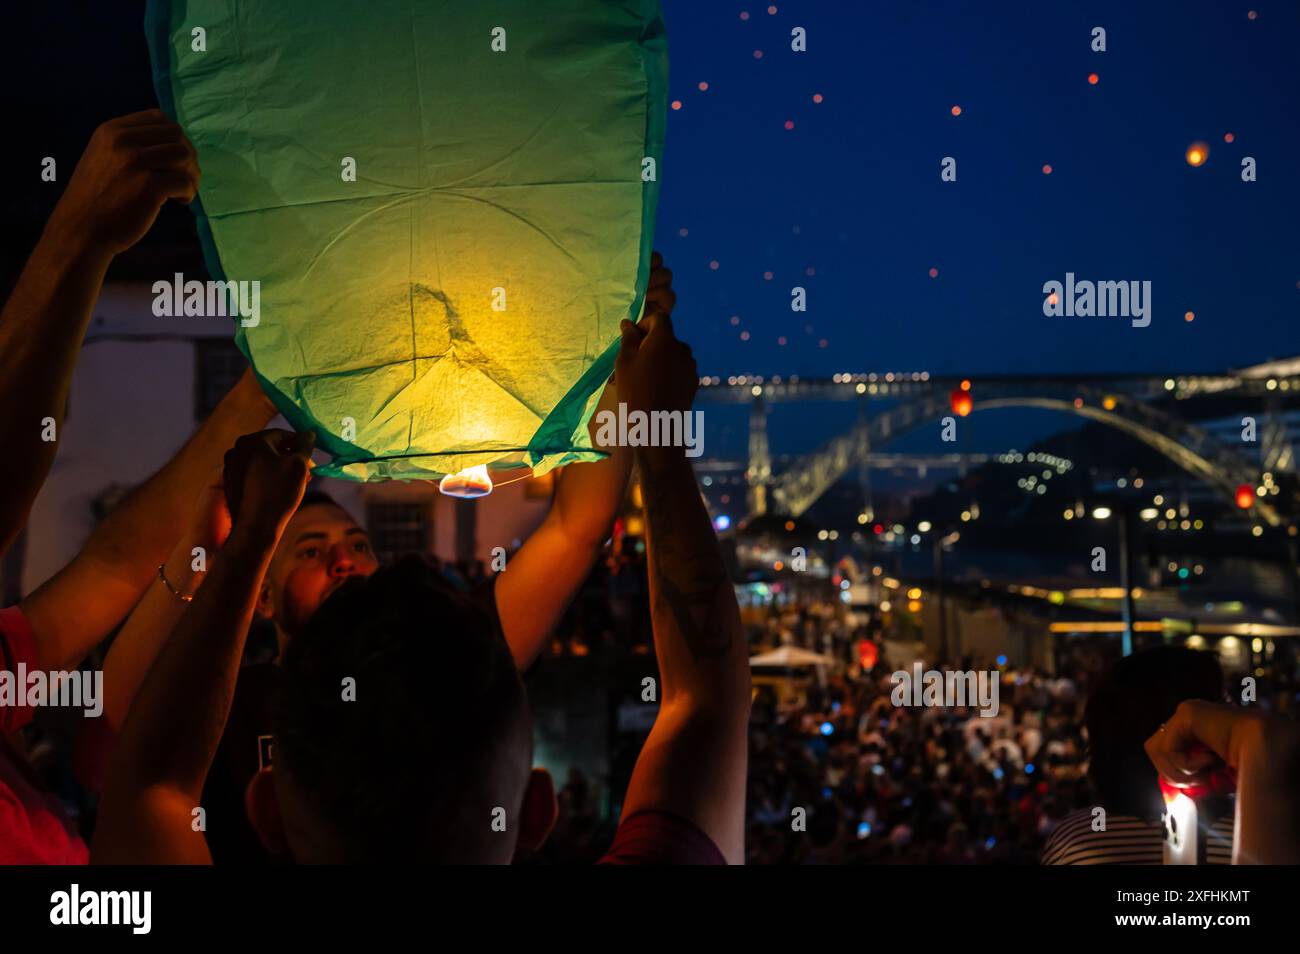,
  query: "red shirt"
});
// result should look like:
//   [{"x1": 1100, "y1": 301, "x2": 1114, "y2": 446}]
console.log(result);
[
  {"x1": 597, "y1": 810, "x2": 726, "y2": 865},
  {"x1": 0, "y1": 605, "x2": 89, "y2": 864}
]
